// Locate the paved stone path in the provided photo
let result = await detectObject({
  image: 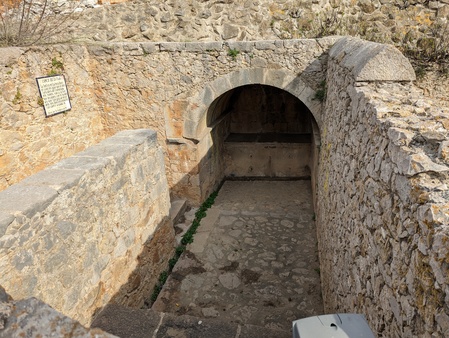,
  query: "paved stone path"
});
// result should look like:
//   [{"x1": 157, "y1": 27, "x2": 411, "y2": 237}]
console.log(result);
[{"x1": 153, "y1": 180, "x2": 323, "y2": 334}]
